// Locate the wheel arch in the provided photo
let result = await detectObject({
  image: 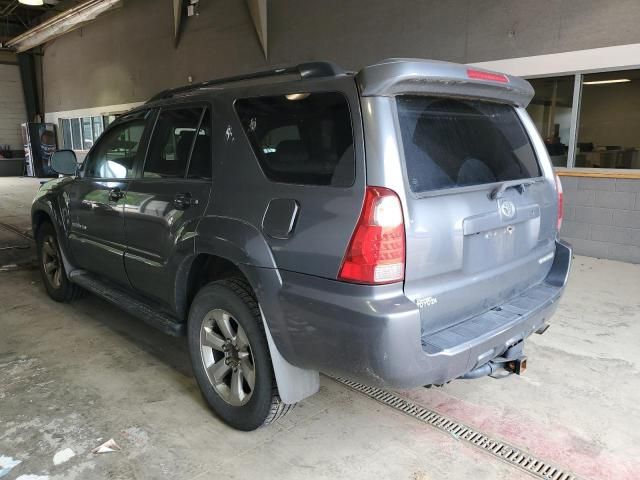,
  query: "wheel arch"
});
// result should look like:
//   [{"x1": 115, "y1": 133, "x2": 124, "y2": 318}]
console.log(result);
[
  {"x1": 31, "y1": 202, "x2": 75, "y2": 276},
  {"x1": 178, "y1": 221, "x2": 320, "y2": 404}
]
